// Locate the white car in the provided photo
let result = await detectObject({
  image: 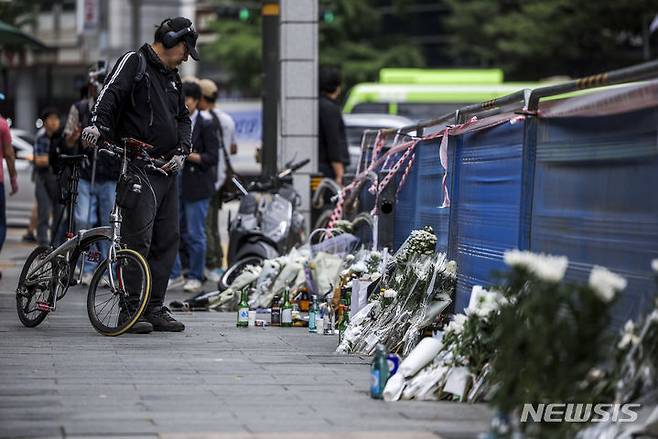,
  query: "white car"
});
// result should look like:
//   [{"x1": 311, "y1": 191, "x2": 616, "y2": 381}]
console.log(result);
[
  {"x1": 342, "y1": 113, "x2": 415, "y2": 175},
  {"x1": 4, "y1": 129, "x2": 36, "y2": 227}
]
